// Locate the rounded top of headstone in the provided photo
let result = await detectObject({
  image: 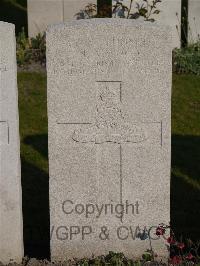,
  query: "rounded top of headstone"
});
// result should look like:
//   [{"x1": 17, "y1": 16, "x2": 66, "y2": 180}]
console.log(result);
[
  {"x1": 46, "y1": 18, "x2": 172, "y2": 34},
  {"x1": 0, "y1": 21, "x2": 15, "y2": 30}
]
